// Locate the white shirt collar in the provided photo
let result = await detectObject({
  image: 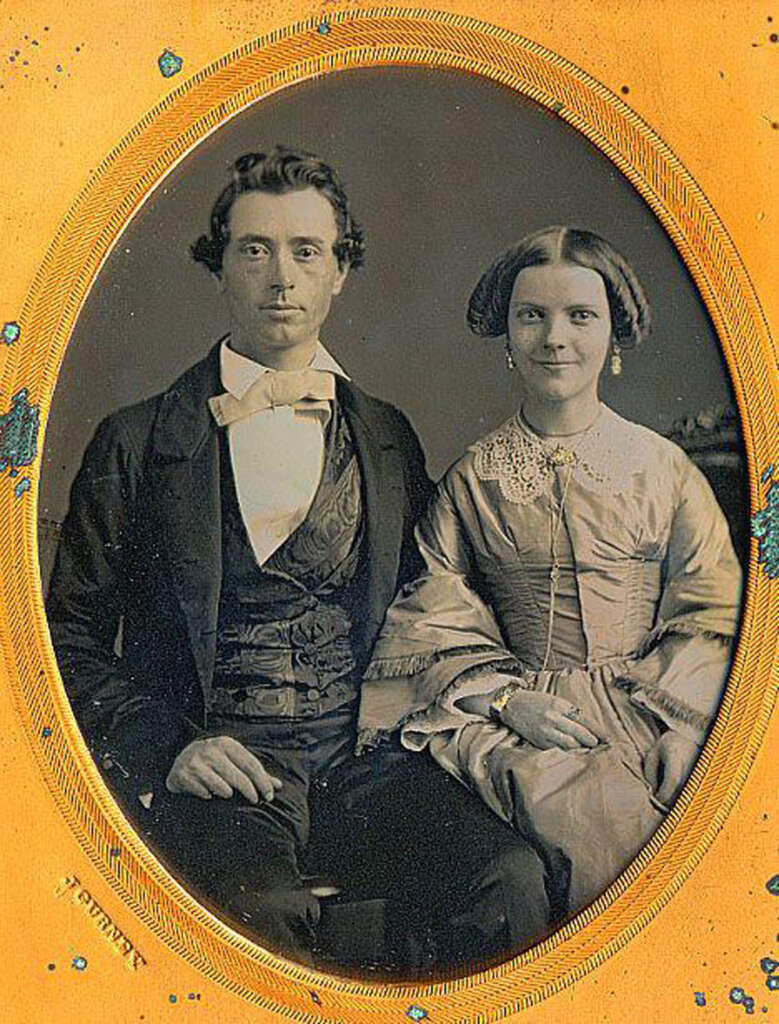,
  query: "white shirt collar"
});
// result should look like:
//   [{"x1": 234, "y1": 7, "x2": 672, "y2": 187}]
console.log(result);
[{"x1": 219, "y1": 337, "x2": 350, "y2": 400}]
